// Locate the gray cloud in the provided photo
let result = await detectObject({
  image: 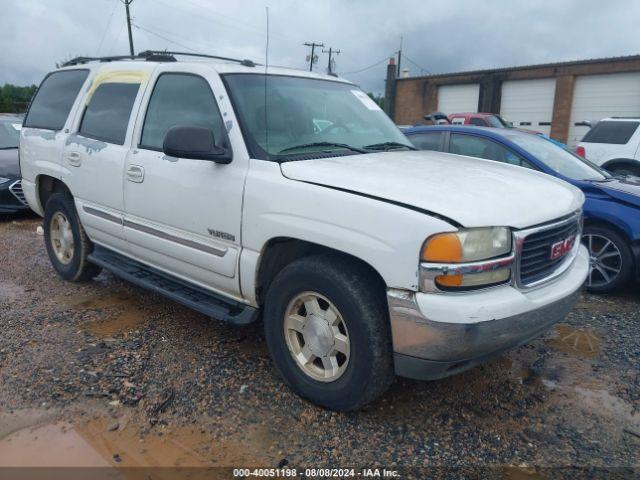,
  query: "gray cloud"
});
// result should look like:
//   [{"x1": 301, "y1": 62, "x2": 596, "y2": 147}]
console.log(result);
[{"x1": 1, "y1": 0, "x2": 639, "y2": 94}]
